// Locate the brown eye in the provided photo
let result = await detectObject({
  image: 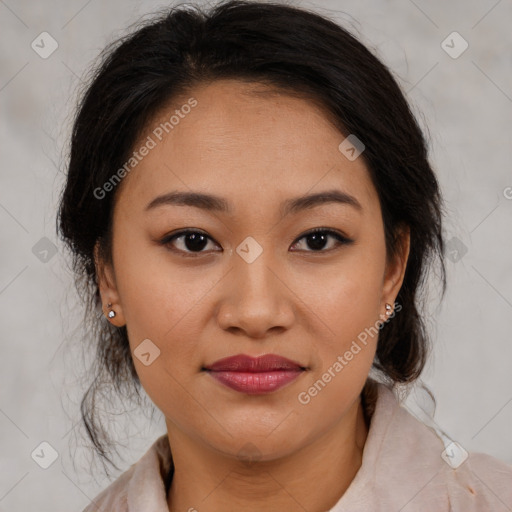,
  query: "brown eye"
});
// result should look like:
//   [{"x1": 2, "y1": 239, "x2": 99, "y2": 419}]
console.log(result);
[
  {"x1": 290, "y1": 228, "x2": 353, "y2": 252},
  {"x1": 161, "y1": 230, "x2": 221, "y2": 255}
]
